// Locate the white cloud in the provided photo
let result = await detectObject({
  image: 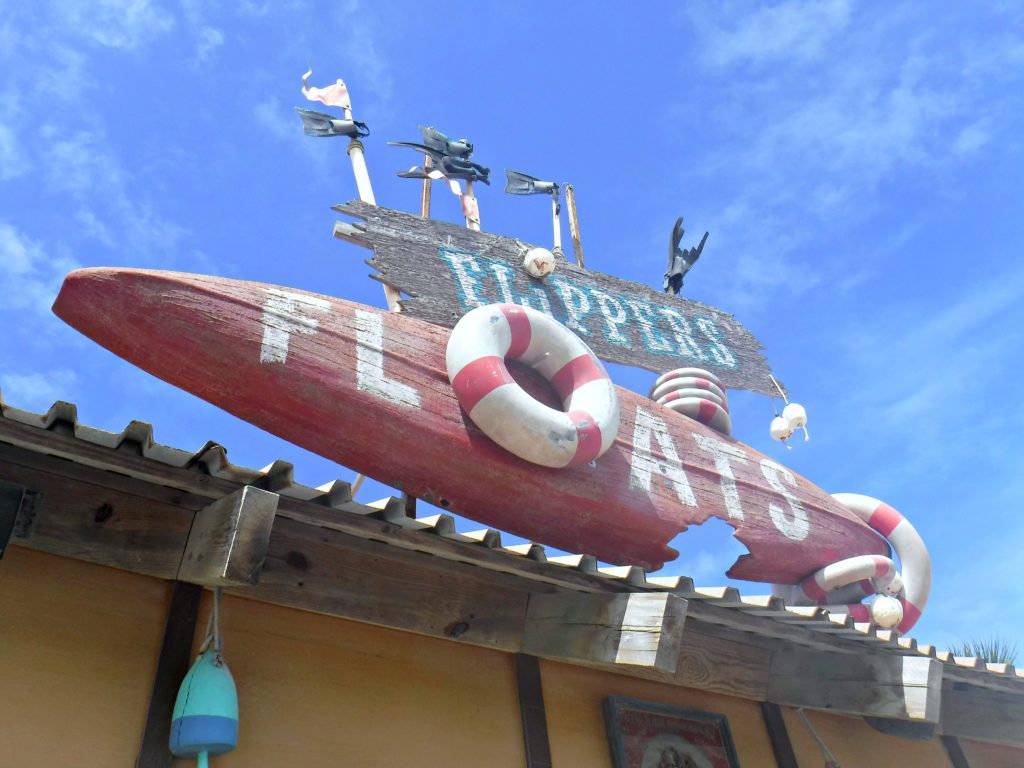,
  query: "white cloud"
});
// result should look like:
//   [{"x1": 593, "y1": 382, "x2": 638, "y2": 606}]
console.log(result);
[
  {"x1": 0, "y1": 120, "x2": 28, "y2": 180},
  {"x1": 0, "y1": 370, "x2": 79, "y2": 412},
  {"x1": 0, "y1": 224, "x2": 80, "y2": 314},
  {"x1": 699, "y1": 0, "x2": 853, "y2": 68},
  {"x1": 675, "y1": 4, "x2": 1024, "y2": 314},
  {"x1": 193, "y1": 25, "x2": 224, "y2": 64},
  {"x1": 59, "y1": 0, "x2": 175, "y2": 50}
]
